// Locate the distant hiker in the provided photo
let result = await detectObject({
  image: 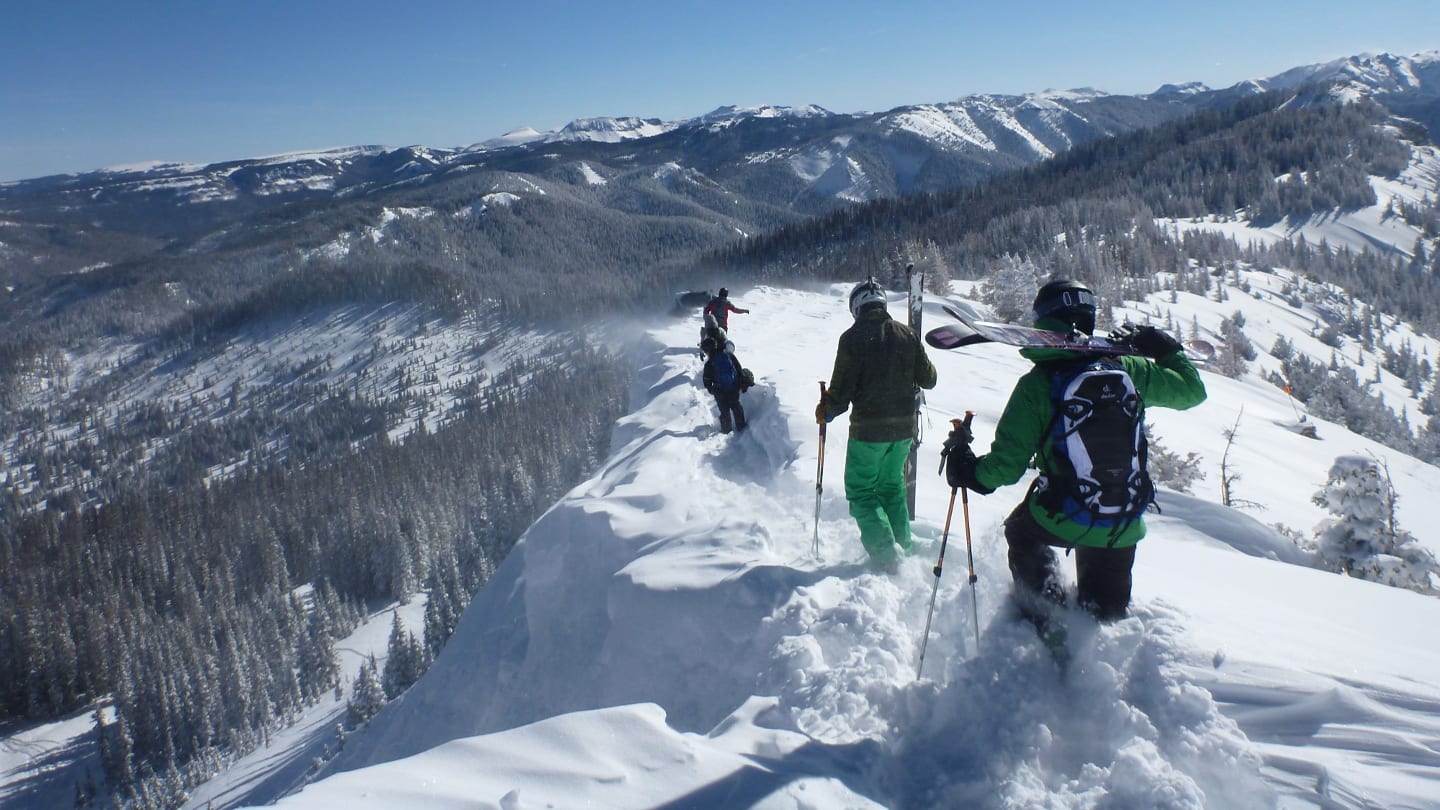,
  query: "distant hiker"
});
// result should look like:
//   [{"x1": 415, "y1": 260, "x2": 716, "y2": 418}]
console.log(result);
[
  {"x1": 702, "y1": 336, "x2": 749, "y2": 434},
  {"x1": 817, "y1": 278, "x2": 938, "y2": 568},
  {"x1": 943, "y1": 279, "x2": 1206, "y2": 636},
  {"x1": 699, "y1": 311, "x2": 731, "y2": 357},
  {"x1": 704, "y1": 287, "x2": 750, "y2": 331}
]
